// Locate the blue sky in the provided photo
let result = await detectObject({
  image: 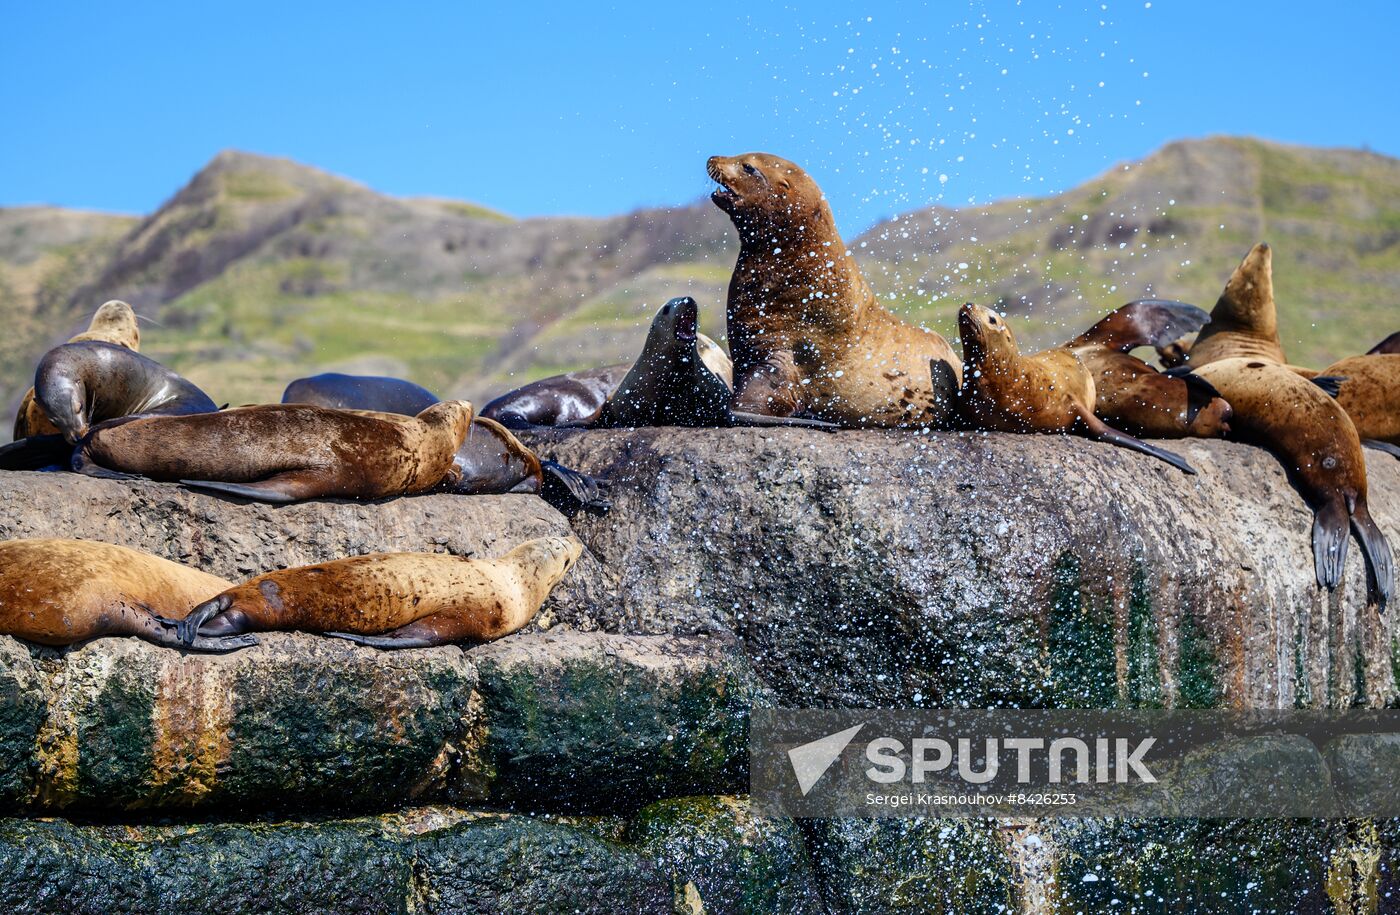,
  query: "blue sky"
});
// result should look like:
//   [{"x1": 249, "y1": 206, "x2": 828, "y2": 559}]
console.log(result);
[{"x1": 3, "y1": 1, "x2": 1397, "y2": 233}]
